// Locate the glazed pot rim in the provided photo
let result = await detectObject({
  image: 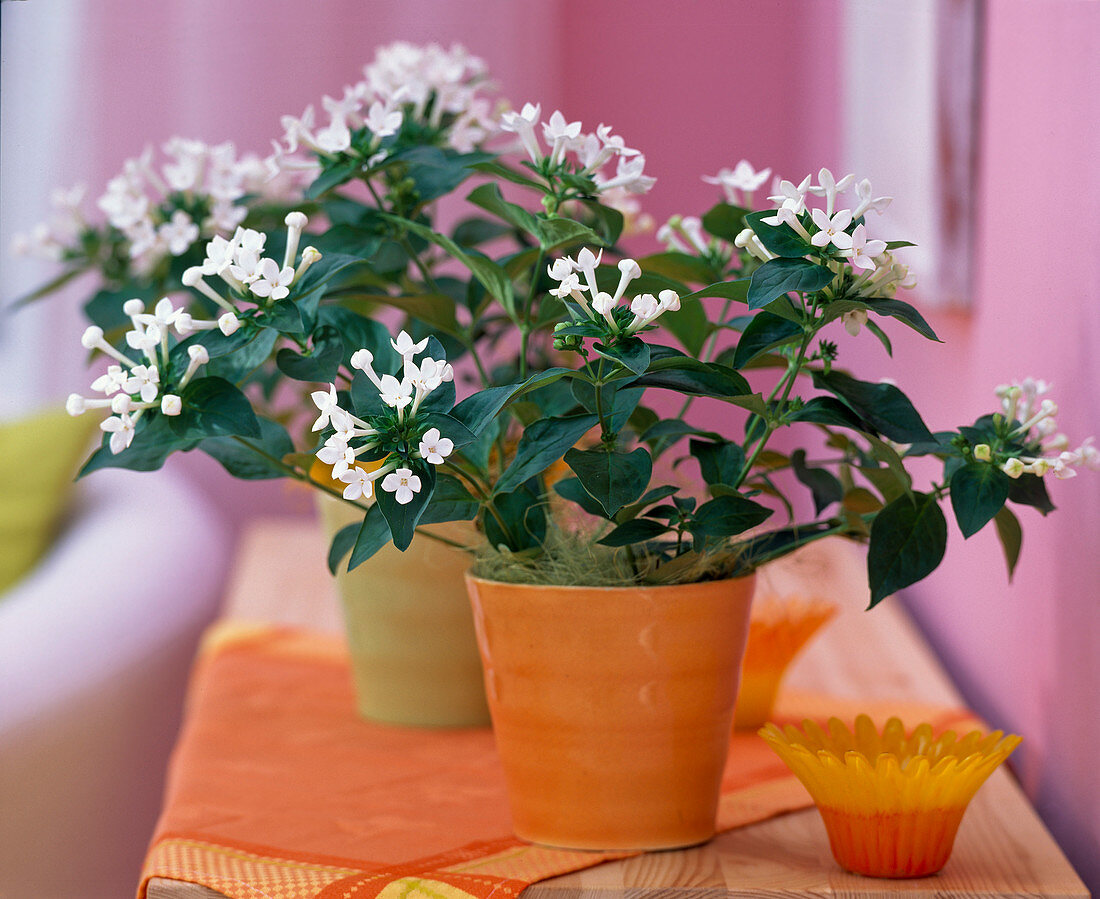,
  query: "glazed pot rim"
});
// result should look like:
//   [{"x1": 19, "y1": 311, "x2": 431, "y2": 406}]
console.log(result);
[{"x1": 464, "y1": 570, "x2": 755, "y2": 594}]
